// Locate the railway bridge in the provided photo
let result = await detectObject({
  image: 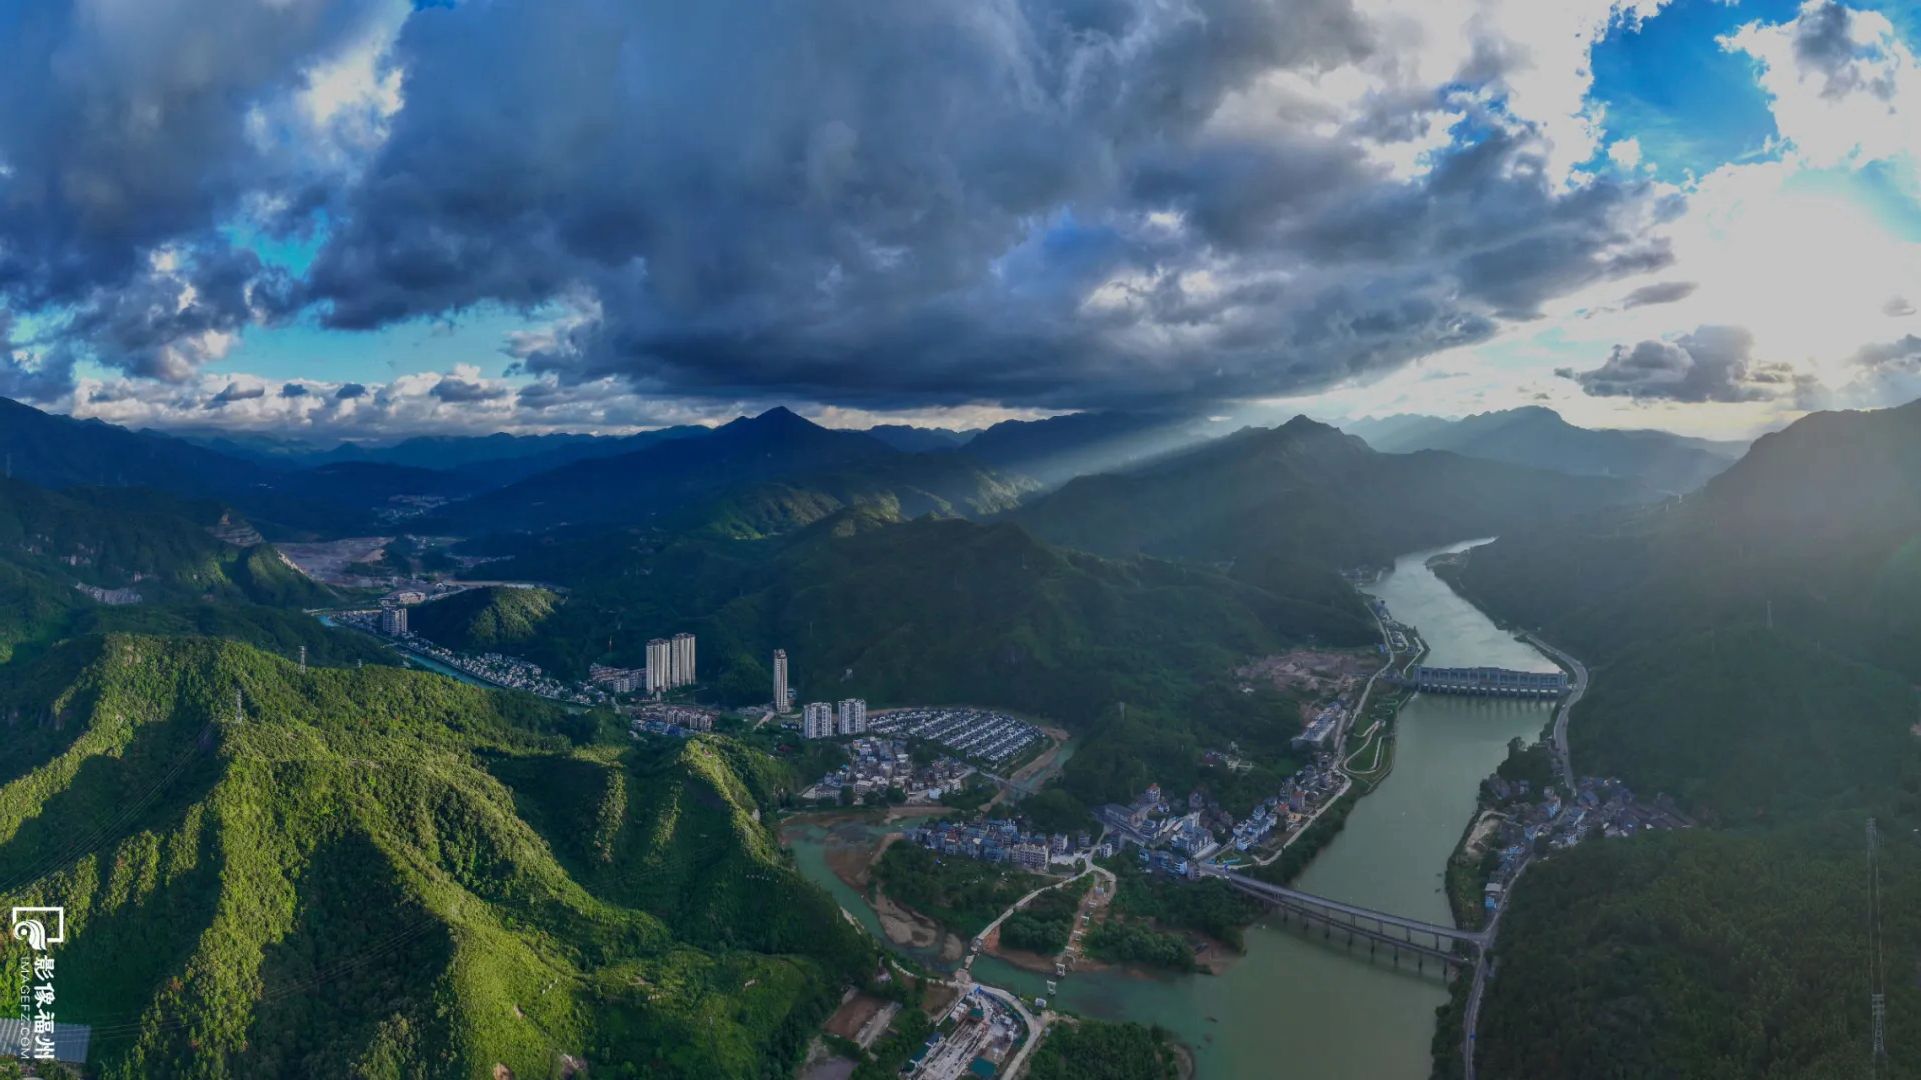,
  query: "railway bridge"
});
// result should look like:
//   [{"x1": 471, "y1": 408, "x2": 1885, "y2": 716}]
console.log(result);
[{"x1": 1201, "y1": 866, "x2": 1489, "y2": 970}]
